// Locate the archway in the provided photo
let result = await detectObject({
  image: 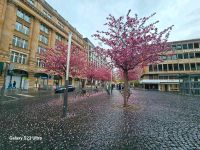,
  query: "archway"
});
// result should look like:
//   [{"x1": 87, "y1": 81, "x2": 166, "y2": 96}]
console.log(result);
[
  {"x1": 34, "y1": 73, "x2": 49, "y2": 90},
  {"x1": 6, "y1": 69, "x2": 29, "y2": 89}
]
